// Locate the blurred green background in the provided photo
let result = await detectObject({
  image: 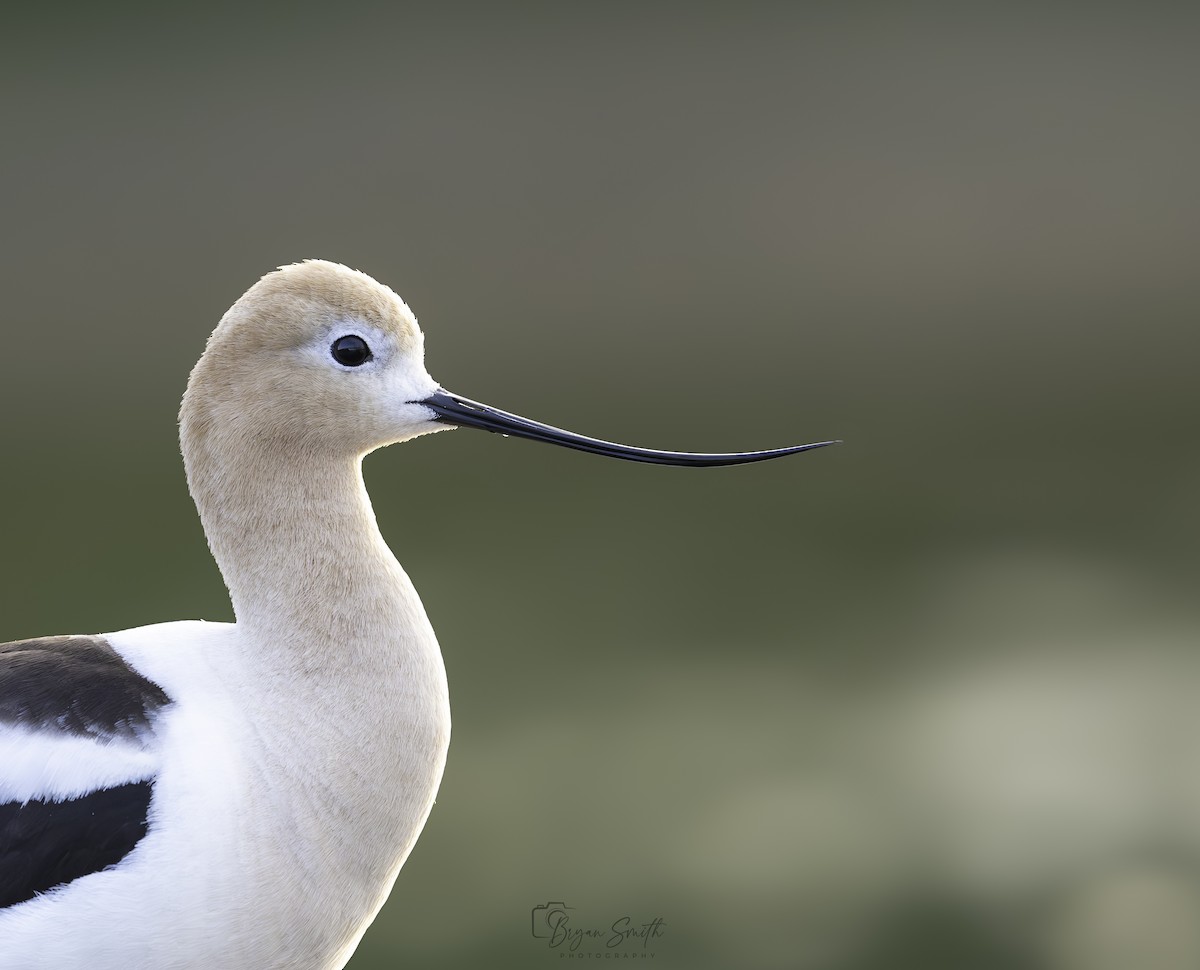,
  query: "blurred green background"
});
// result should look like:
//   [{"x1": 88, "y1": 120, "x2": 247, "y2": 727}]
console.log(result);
[{"x1": 3, "y1": 4, "x2": 1199, "y2": 968}]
